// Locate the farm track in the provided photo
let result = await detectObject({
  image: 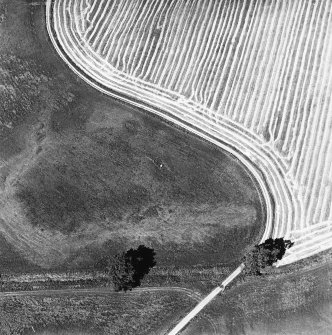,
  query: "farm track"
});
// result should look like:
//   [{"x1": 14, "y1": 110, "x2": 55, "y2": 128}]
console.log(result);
[{"x1": 47, "y1": 0, "x2": 332, "y2": 266}]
